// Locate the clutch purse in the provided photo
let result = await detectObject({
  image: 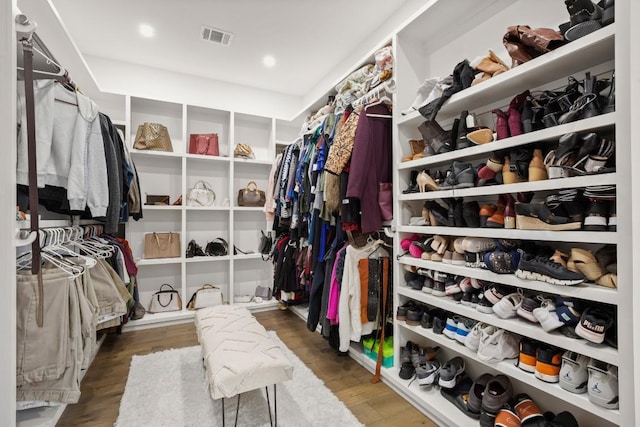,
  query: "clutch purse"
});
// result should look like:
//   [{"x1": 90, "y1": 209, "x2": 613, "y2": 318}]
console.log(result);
[
  {"x1": 133, "y1": 122, "x2": 173, "y2": 152},
  {"x1": 255, "y1": 285, "x2": 272, "y2": 300},
  {"x1": 189, "y1": 133, "x2": 219, "y2": 156},
  {"x1": 145, "y1": 194, "x2": 170, "y2": 205},
  {"x1": 187, "y1": 180, "x2": 216, "y2": 206},
  {"x1": 186, "y1": 284, "x2": 224, "y2": 310},
  {"x1": 148, "y1": 284, "x2": 182, "y2": 313},
  {"x1": 144, "y1": 232, "x2": 181, "y2": 259},
  {"x1": 237, "y1": 181, "x2": 266, "y2": 207}
]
